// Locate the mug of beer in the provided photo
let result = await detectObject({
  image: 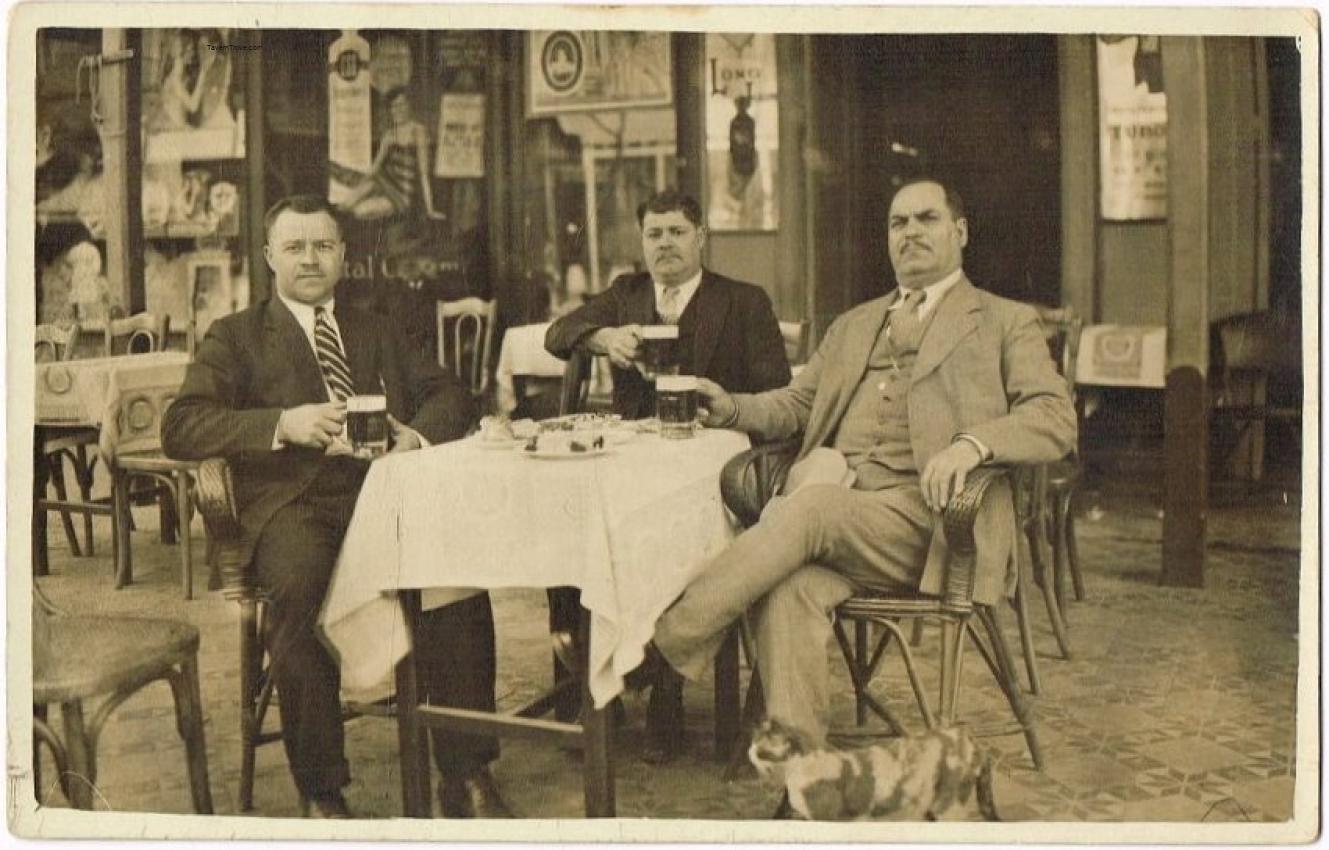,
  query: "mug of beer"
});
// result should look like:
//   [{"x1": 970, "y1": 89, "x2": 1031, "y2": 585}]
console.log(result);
[
  {"x1": 639, "y1": 325, "x2": 680, "y2": 380},
  {"x1": 656, "y1": 375, "x2": 699, "y2": 439},
  {"x1": 347, "y1": 394, "x2": 390, "y2": 459}
]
